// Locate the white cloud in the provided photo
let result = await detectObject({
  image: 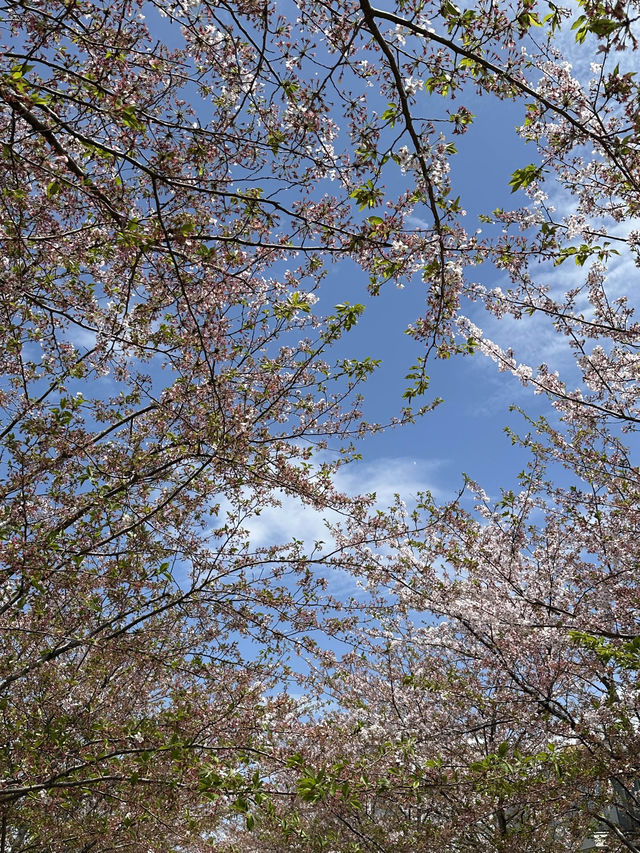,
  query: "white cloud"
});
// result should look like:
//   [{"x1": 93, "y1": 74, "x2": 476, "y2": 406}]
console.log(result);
[{"x1": 239, "y1": 455, "x2": 444, "y2": 553}]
